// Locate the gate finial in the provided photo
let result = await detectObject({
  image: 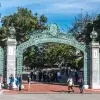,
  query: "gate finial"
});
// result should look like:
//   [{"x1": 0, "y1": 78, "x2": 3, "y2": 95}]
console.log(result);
[
  {"x1": 90, "y1": 28, "x2": 98, "y2": 42},
  {"x1": 49, "y1": 24, "x2": 59, "y2": 36},
  {"x1": 8, "y1": 23, "x2": 16, "y2": 39}
]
